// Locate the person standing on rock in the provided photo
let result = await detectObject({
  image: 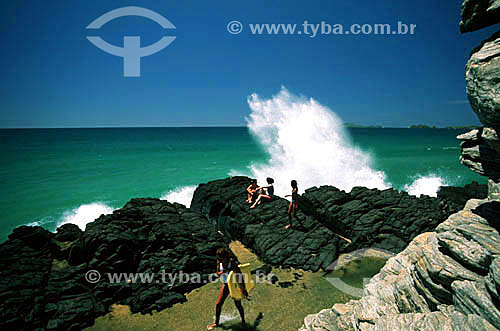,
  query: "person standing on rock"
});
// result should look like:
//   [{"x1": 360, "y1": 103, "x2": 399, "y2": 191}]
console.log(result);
[
  {"x1": 207, "y1": 247, "x2": 248, "y2": 330},
  {"x1": 285, "y1": 180, "x2": 299, "y2": 229},
  {"x1": 250, "y1": 177, "x2": 275, "y2": 208}
]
